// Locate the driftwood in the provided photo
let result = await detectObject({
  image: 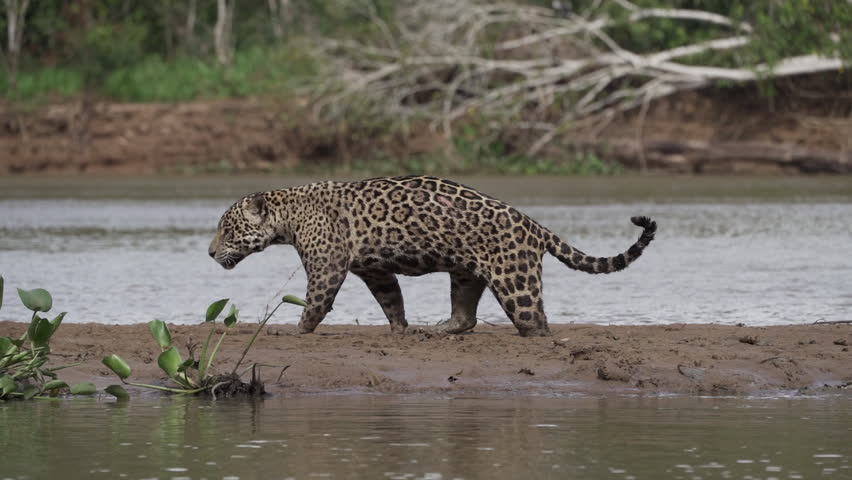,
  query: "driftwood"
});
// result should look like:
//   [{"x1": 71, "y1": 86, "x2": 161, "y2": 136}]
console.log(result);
[
  {"x1": 578, "y1": 139, "x2": 852, "y2": 174},
  {"x1": 319, "y1": 0, "x2": 850, "y2": 156}
]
